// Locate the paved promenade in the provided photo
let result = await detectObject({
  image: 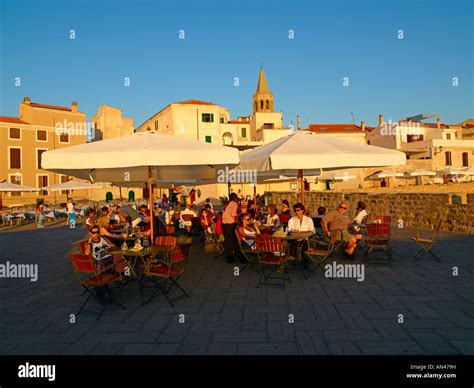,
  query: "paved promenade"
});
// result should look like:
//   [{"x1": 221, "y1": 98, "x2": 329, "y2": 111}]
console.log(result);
[{"x1": 1, "y1": 225, "x2": 473, "y2": 355}]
